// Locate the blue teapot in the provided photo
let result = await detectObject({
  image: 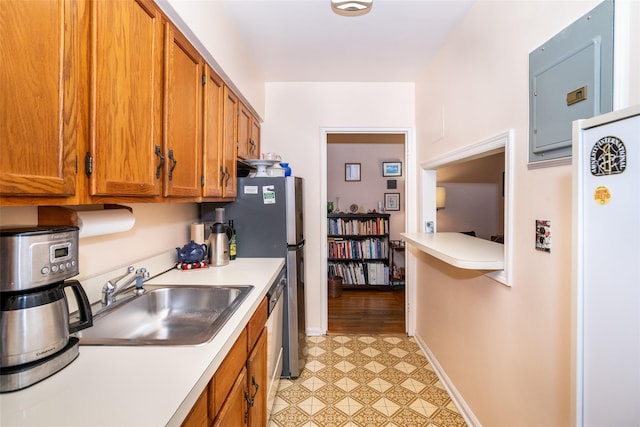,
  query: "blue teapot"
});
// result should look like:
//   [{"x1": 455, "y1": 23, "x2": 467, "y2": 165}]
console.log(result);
[{"x1": 176, "y1": 240, "x2": 207, "y2": 263}]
